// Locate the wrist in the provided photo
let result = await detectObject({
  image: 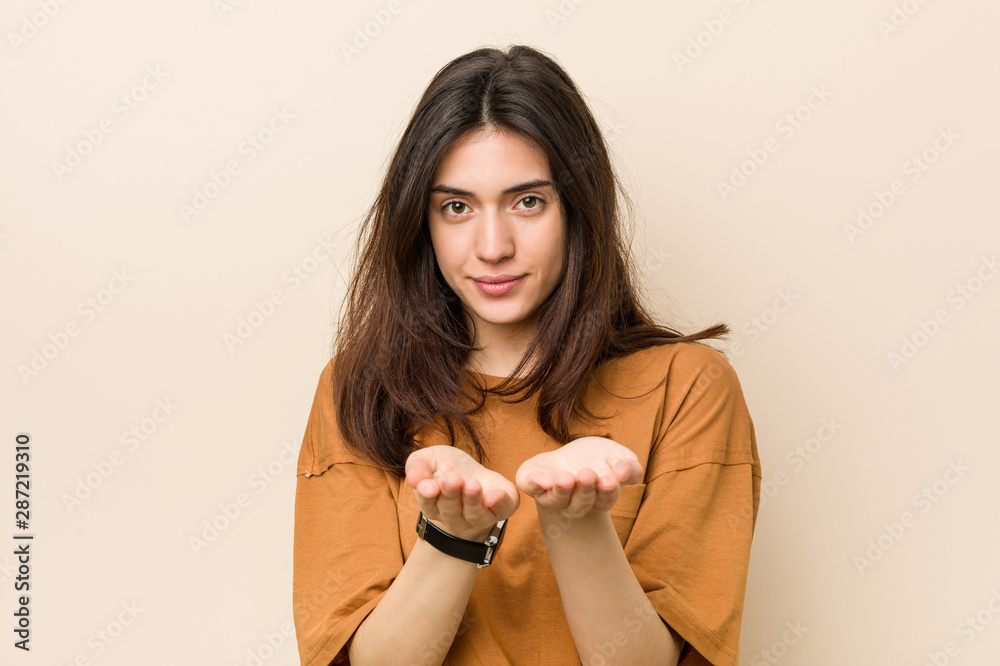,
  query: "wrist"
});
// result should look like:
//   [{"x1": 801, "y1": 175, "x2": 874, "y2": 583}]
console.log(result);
[
  {"x1": 416, "y1": 512, "x2": 507, "y2": 568},
  {"x1": 425, "y1": 516, "x2": 494, "y2": 543},
  {"x1": 536, "y1": 506, "x2": 611, "y2": 540}
]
